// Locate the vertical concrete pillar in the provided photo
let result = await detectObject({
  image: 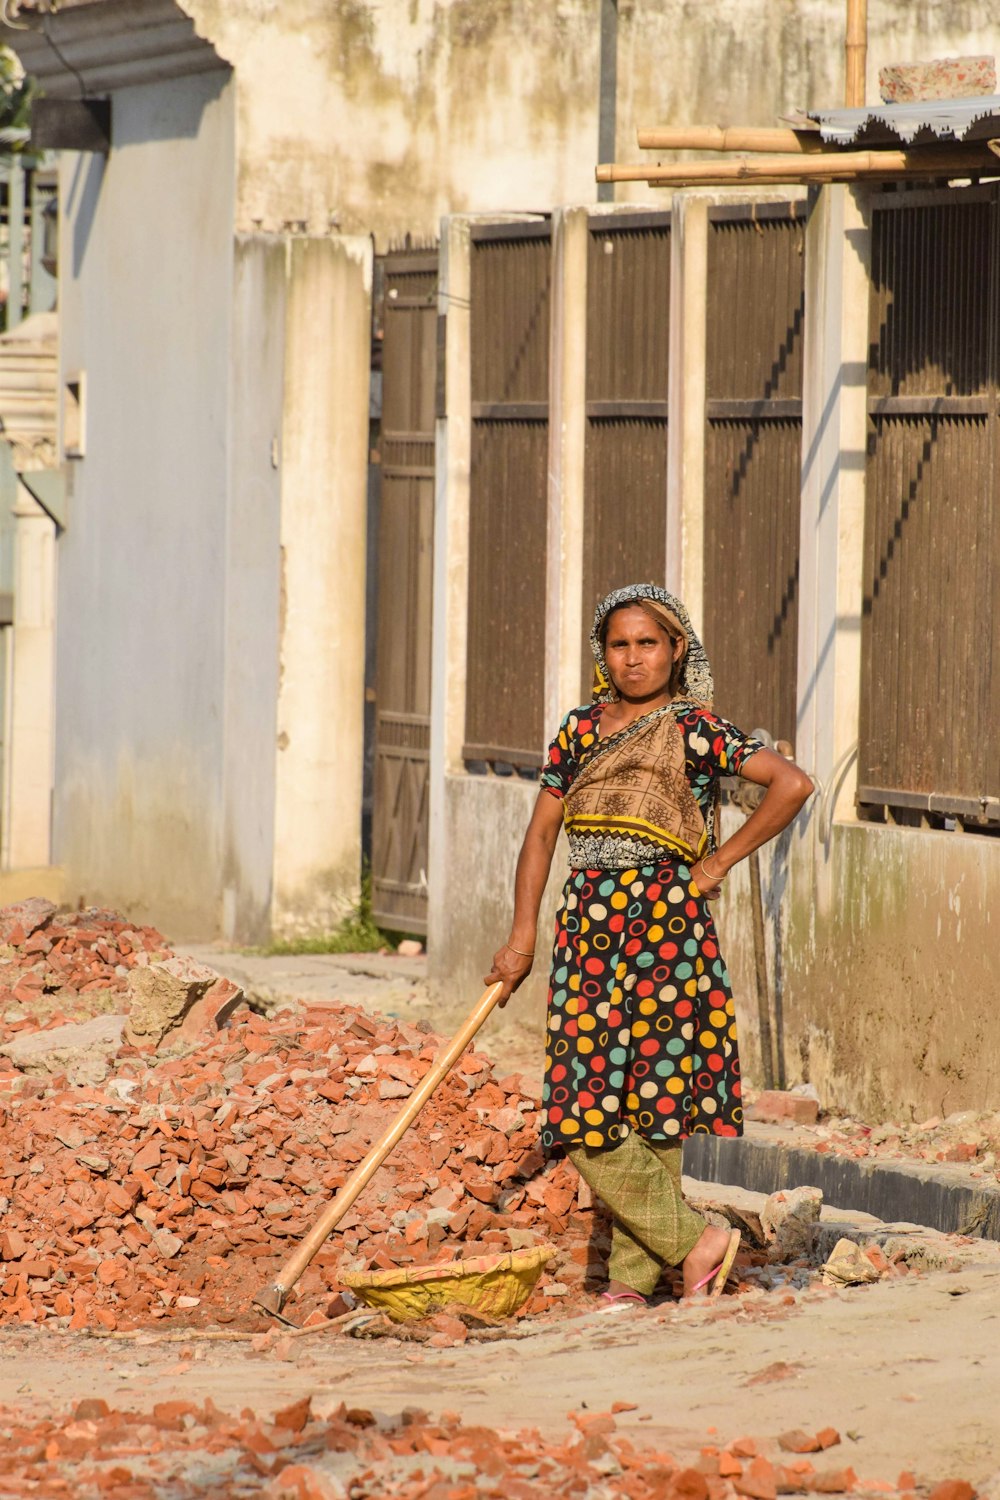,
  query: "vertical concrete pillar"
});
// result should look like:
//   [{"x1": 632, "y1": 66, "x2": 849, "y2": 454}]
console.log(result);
[
  {"x1": 427, "y1": 216, "x2": 473, "y2": 959},
  {"x1": 798, "y1": 186, "x2": 870, "y2": 842},
  {"x1": 544, "y1": 206, "x2": 589, "y2": 733},
  {"x1": 666, "y1": 194, "x2": 709, "y2": 618},
  {"x1": 271, "y1": 235, "x2": 373, "y2": 935},
  {"x1": 3, "y1": 488, "x2": 55, "y2": 868}
]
